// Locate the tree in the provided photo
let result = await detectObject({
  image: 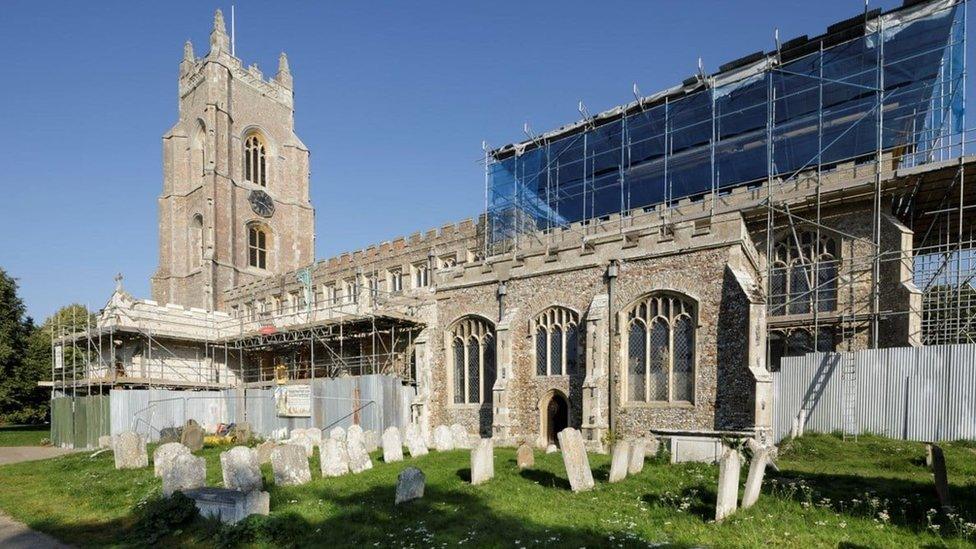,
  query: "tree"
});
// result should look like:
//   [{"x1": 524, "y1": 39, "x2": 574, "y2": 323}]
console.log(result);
[{"x1": 0, "y1": 268, "x2": 35, "y2": 423}]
